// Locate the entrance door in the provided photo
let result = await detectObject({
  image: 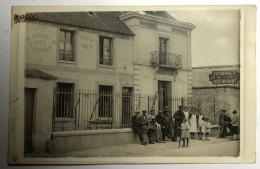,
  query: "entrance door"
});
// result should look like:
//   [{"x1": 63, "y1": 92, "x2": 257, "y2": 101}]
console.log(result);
[
  {"x1": 122, "y1": 87, "x2": 133, "y2": 128},
  {"x1": 158, "y1": 81, "x2": 171, "y2": 111},
  {"x1": 24, "y1": 88, "x2": 36, "y2": 154}
]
